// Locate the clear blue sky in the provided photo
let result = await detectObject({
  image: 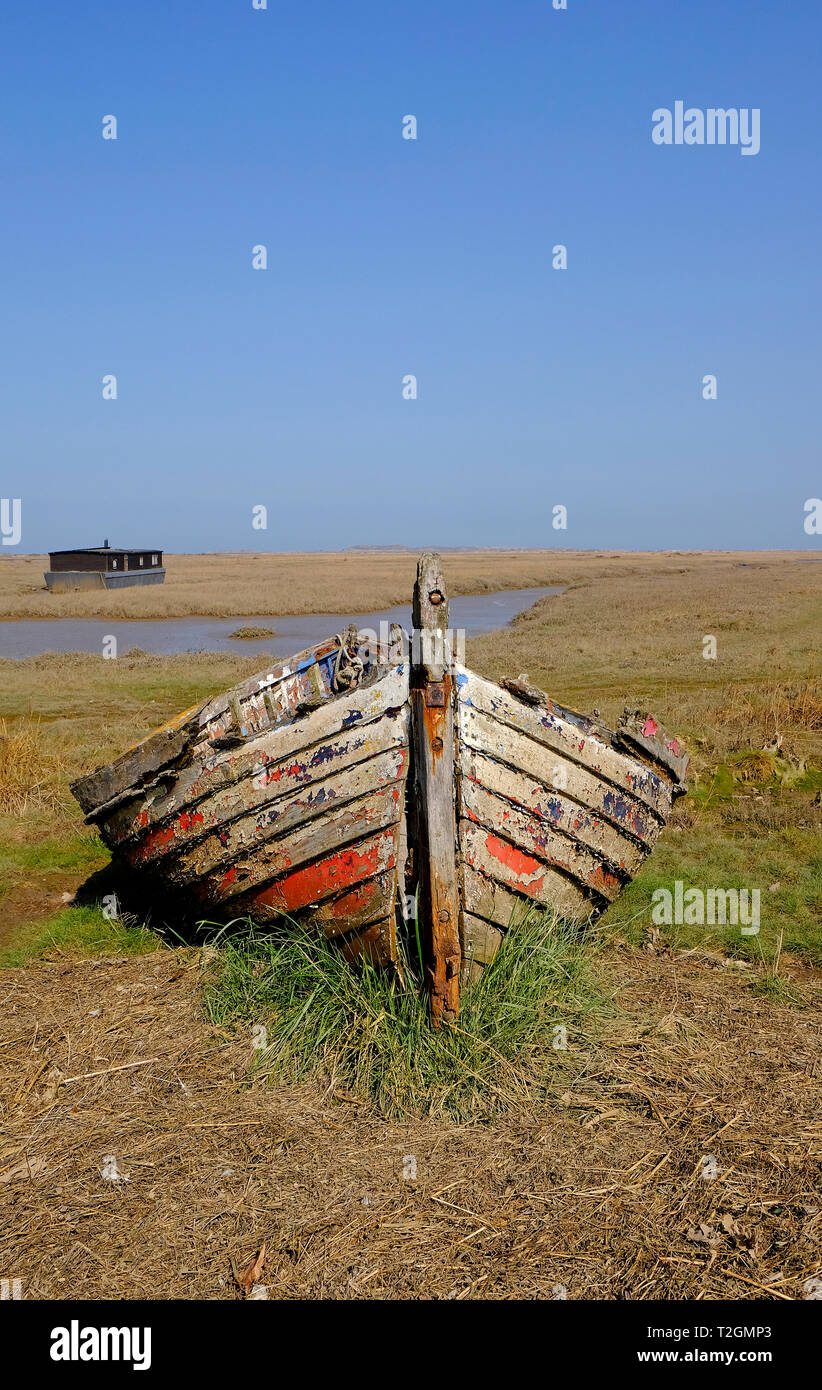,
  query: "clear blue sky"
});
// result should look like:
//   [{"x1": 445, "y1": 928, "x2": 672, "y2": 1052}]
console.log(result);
[{"x1": 1, "y1": 0, "x2": 820, "y2": 553}]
